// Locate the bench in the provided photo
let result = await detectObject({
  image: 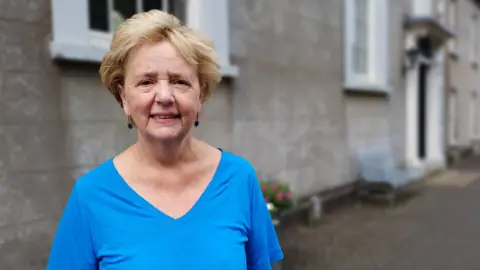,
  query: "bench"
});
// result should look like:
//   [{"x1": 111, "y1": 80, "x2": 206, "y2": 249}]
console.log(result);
[{"x1": 356, "y1": 145, "x2": 424, "y2": 205}]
